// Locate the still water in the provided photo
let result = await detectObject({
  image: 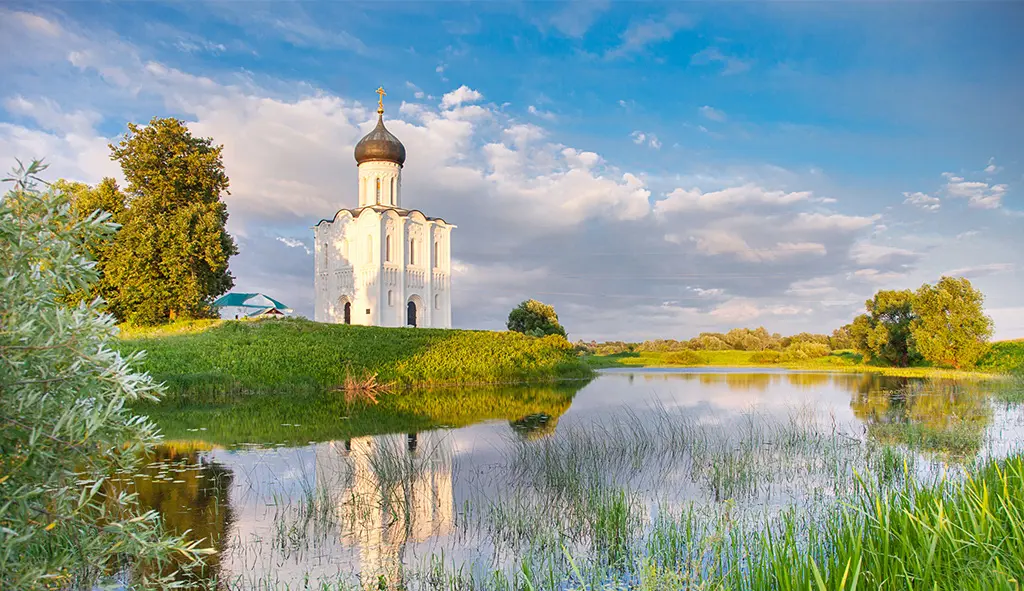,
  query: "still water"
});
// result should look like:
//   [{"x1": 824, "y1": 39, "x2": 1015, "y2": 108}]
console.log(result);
[{"x1": 128, "y1": 370, "x2": 1023, "y2": 588}]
